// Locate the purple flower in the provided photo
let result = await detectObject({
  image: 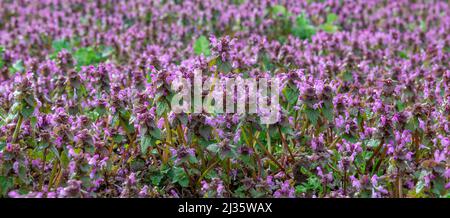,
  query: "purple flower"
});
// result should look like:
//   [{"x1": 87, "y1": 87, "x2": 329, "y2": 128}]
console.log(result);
[{"x1": 157, "y1": 117, "x2": 165, "y2": 129}]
